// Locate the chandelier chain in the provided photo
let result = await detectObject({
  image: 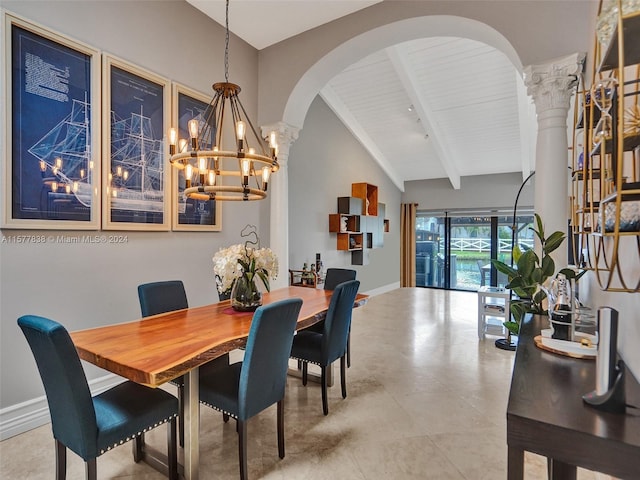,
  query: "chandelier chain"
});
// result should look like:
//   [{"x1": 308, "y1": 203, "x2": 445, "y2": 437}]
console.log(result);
[{"x1": 224, "y1": 0, "x2": 229, "y2": 83}]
